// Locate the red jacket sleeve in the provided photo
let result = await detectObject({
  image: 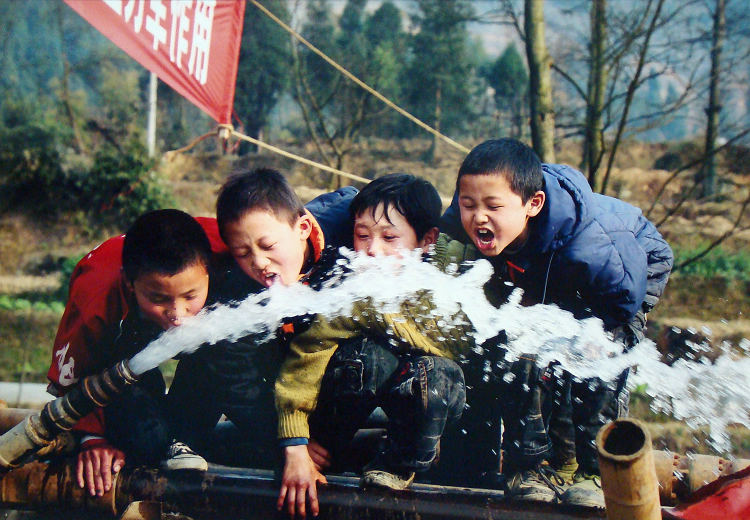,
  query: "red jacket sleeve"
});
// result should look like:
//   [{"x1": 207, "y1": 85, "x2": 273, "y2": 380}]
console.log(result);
[{"x1": 46, "y1": 217, "x2": 227, "y2": 437}]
